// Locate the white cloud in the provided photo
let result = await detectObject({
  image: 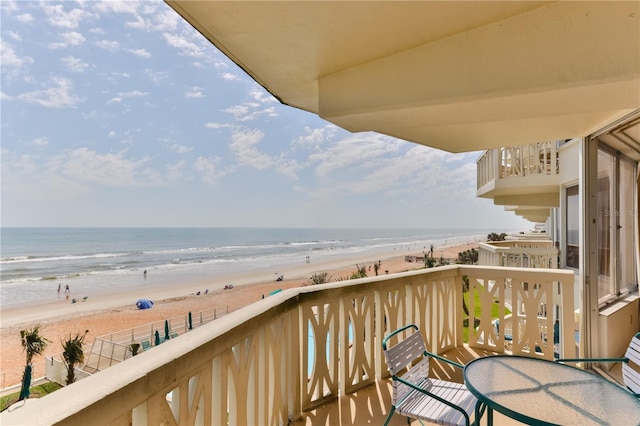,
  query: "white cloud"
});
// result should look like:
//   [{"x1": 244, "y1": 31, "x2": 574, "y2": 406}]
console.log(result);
[
  {"x1": 186, "y1": 87, "x2": 204, "y2": 98},
  {"x1": 125, "y1": 14, "x2": 147, "y2": 30},
  {"x1": 145, "y1": 69, "x2": 169, "y2": 85},
  {"x1": 153, "y1": 9, "x2": 180, "y2": 32},
  {"x1": 205, "y1": 122, "x2": 231, "y2": 129},
  {"x1": 32, "y1": 137, "x2": 49, "y2": 146},
  {"x1": 96, "y1": 39, "x2": 119, "y2": 51},
  {"x1": 7, "y1": 31, "x2": 21, "y2": 41},
  {"x1": 128, "y1": 48, "x2": 151, "y2": 58},
  {"x1": 1, "y1": 152, "x2": 92, "y2": 201},
  {"x1": 16, "y1": 13, "x2": 34, "y2": 24},
  {"x1": 310, "y1": 133, "x2": 403, "y2": 178},
  {"x1": 117, "y1": 90, "x2": 148, "y2": 98},
  {"x1": 224, "y1": 103, "x2": 277, "y2": 122},
  {"x1": 49, "y1": 31, "x2": 86, "y2": 49},
  {"x1": 61, "y1": 56, "x2": 89, "y2": 72},
  {"x1": 194, "y1": 156, "x2": 225, "y2": 184},
  {"x1": 61, "y1": 148, "x2": 153, "y2": 187},
  {"x1": 229, "y1": 128, "x2": 273, "y2": 170},
  {"x1": 163, "y1": 33, "x2": 204, "y2": 57},
  {"x1": 17, "y1": 77, "x2": 81, "y2": 108},
  {"x1": 93, "y1": 0, "x2": 140, "y2": 15},
  {"x1": 248, "y1": 86, "x2": 277, "y2": 104},
  {"x1": 294, "y1": 125, "x2": 338, "y2": 150},
  {"x1": 42, "y1": 3, "x2": 94, "y2": 29},
  {"x1": 165, "y1": 160, "x2": 186, "y2": 183},
  {"x1": 0, "y1": 39, "x2": 34, "y2": 69},
  {"x1": 1, "y1": 0, "x2": 18, "y2": 14},
  {"x1": 170, "y1": 144, "x2": 192, "y2": 154},
  {"x1": 221, "y1": 72, "x2": 241, "y2": 81}
]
